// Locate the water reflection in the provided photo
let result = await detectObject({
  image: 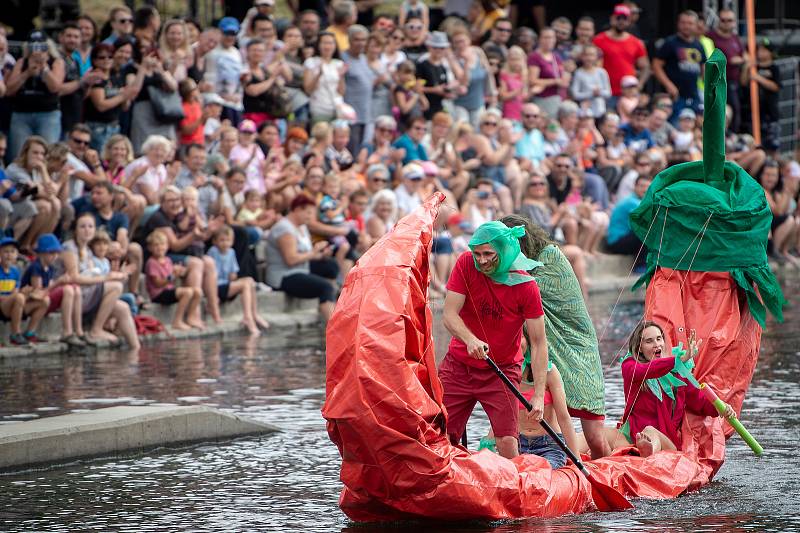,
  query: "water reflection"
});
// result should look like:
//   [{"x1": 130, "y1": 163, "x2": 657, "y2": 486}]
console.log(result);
[{"x1": 0, "y1": 281, "x2": 799, "y2": 532}]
